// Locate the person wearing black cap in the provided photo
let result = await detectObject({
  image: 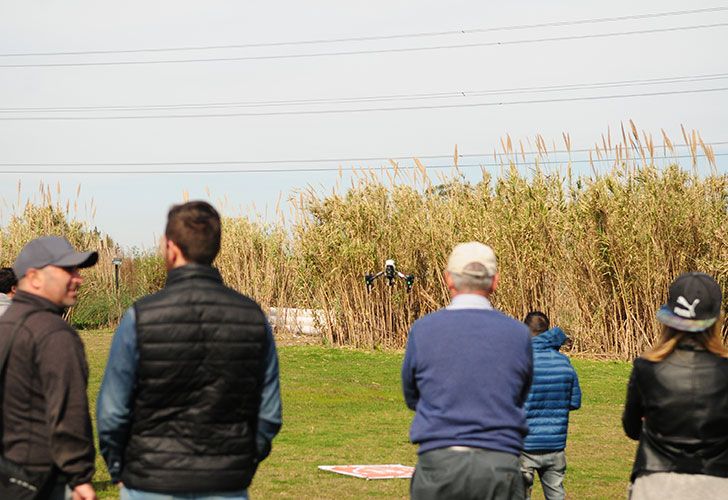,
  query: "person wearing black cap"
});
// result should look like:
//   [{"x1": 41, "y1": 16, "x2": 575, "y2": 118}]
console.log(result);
[
  {"x1": 0, "y1": 236, "x2": 98, "y2": 500},
  {"x1": 622, "y1": 272, "x2": 728, "y2": 499}
]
